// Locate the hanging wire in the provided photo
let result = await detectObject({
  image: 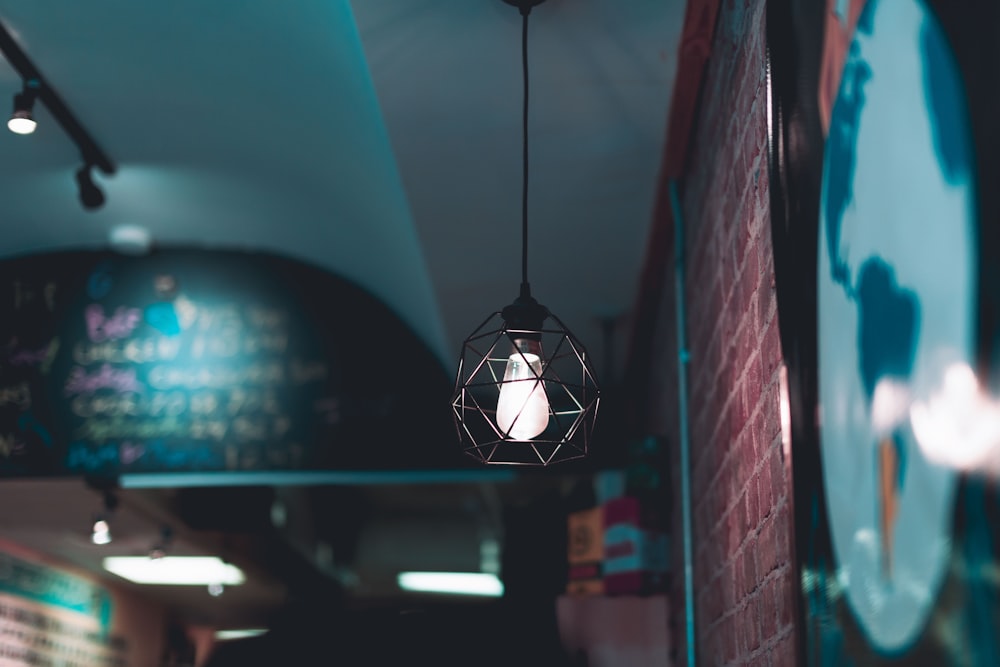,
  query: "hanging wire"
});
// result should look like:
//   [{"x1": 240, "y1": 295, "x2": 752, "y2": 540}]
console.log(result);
[{"x1": 520, "y1": 10, "x2": 531, "y2": 293}]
